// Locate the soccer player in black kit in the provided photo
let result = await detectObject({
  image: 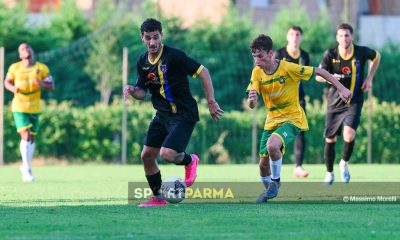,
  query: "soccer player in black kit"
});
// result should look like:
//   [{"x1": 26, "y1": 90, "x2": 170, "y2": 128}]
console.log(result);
[
  {"x1": 316, "y1": 23, "x2": 380, "y2": 185},
  {"x1": 124, "y1": 18, "x2": 224, "y2": 207},
  {"x1": 276, "y1": 26, "x2": 310, "y2": 178}
]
